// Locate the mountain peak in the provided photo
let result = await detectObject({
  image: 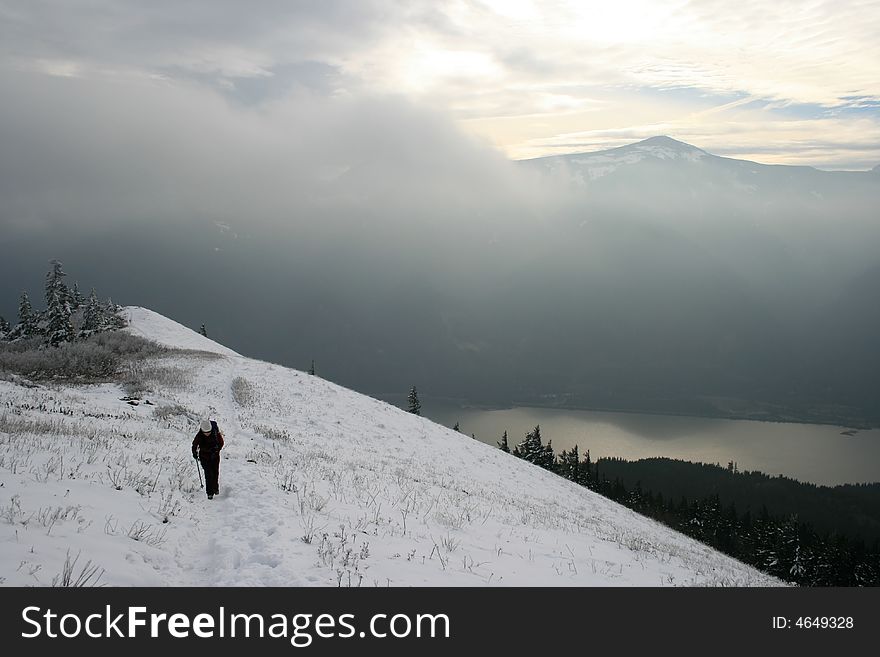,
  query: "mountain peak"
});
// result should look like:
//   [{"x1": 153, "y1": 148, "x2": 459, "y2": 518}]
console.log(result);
[
  {"x1": 604, "y1": 134, "x2": 708, "y2": 164},
  {"x1": 634, "y1": 135, "x2": 696, "y2": 149},
  {"x1": 629, "y1": 135, "x2": 706, "y2": 154},
  {"x1": 521, "y1": 134, "x2": 710, "y2": 181}
]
